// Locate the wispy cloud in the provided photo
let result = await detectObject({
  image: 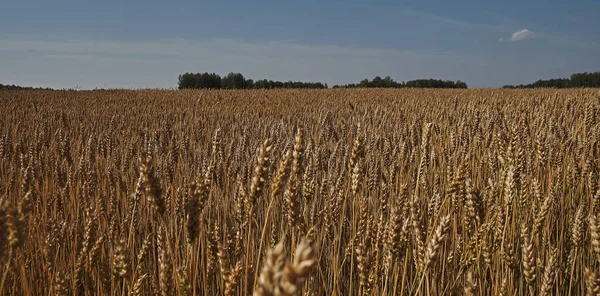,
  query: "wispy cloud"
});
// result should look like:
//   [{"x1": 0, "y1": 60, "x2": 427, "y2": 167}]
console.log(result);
[
  {"x1": 0, "y1": 38, "x2": 459, "y2": 60},
  {"x1": 499, "y1": 29, "x2": 535, "y2": 42},
  {"x1": 0, "y1": 36, "x2": 480, "y2": 89},
  {"x1": 406, "y1": 10, "x2": 508, "y2": 32}
]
